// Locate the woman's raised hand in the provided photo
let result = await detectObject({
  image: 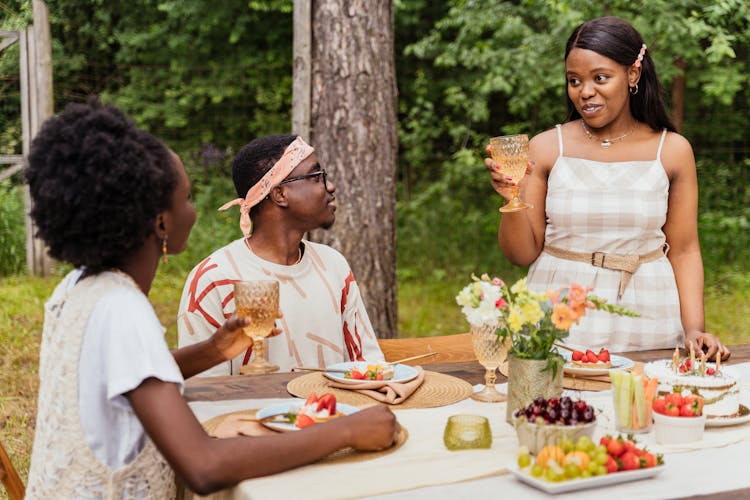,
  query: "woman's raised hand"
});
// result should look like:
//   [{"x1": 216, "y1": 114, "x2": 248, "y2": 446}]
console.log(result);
[
  {"x1": 484, "y1": 143, "x2": 533, "y2": 200},
  {"x1": 210, "y1": 313, "x2": 283, "y2": 362}
]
